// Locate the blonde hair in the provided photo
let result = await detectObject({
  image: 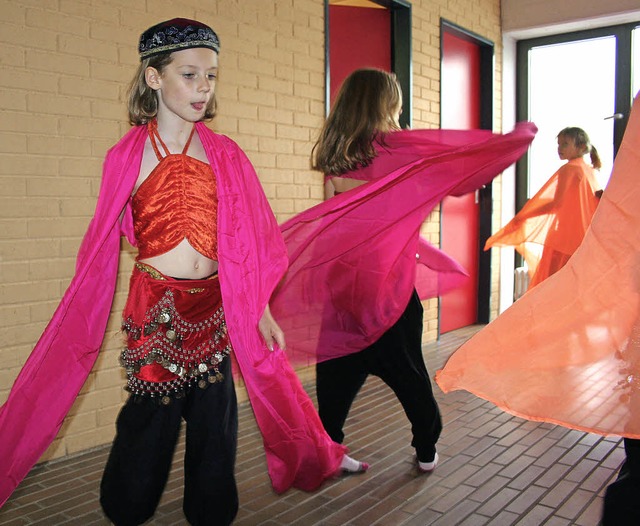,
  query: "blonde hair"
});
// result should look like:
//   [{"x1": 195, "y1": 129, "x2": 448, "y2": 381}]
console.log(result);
[
  {"x1": 312, "y1": 68, "x2": 402, "y2": 175},
  {"x1": 127, "y1": 53, "x2": 217, "y2": 126},
  {"x1": 557, "y1": 126, "x2": 601, "y2": 169}
]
